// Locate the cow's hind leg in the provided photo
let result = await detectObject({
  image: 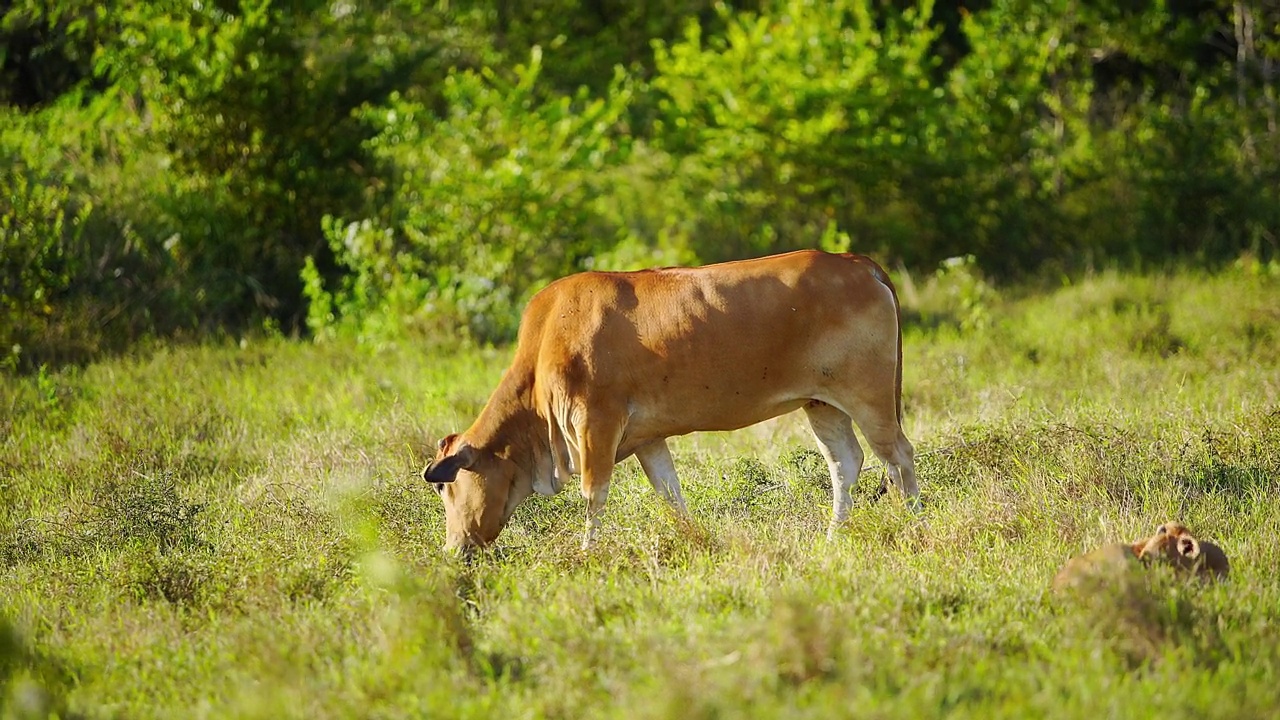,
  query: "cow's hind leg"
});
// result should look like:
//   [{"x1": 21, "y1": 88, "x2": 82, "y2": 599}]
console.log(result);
[
  {"x1": 803, "y1": 401, "x2": 865, "y2": 539},
  {"x1": 849, "y1": 408, "x2": 919, "y2": 513},
  {"x1": 635, "y1": 439, "x2": 688, "y2": 514}
]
